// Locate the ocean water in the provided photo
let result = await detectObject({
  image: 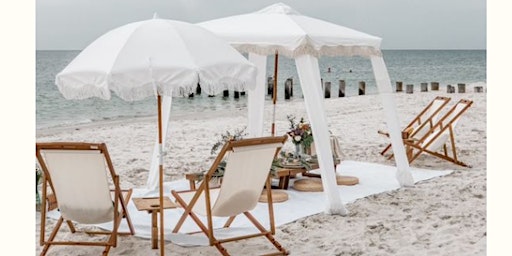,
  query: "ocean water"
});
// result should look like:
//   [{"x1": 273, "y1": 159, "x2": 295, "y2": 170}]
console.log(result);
[{"x1": 36, "y1": 50, "x2": 486, "y2": 130}]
